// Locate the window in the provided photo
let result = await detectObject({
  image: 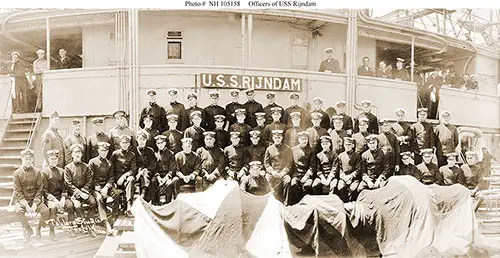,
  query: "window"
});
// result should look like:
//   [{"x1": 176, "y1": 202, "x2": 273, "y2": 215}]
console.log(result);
[
  {"x1": 291, "y1": 35, "x2": 308, "y2": 68},
  {"x1": 108, "y1": 32, "x2": 117, "y2": 65},
  {"x1": 166, "y1": 30, "x2": 183, "y2": 62}
]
